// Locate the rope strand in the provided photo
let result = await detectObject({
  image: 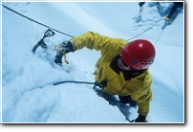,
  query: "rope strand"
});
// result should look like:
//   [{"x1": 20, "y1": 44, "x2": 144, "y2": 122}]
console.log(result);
[
  {"x1": 127, "y1": 17, "x2": 164, "y2": 41},
  {"x1": 2, "y1": 4, "x2": 164, "y2": 45},
  {"x1": 1, "y1": 4, "x2": 74, "y2": 38}
]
